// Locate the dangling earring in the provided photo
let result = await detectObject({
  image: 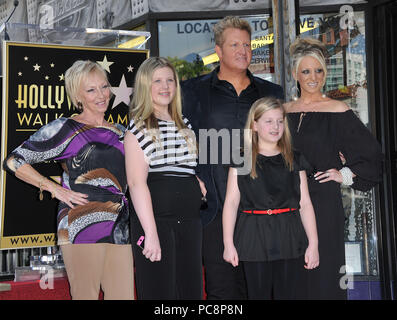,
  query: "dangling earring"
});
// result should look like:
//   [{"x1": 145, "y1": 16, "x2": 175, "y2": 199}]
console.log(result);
[
  {"x1": 321, "y1": 81, "x2": 326, "y2": 98},
  {"x1": 77, "y1": 101, "x2": 83, "y2": 112},
  {"x1": 293, "y1": 81, "x2": 299, "y2": 101}
]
